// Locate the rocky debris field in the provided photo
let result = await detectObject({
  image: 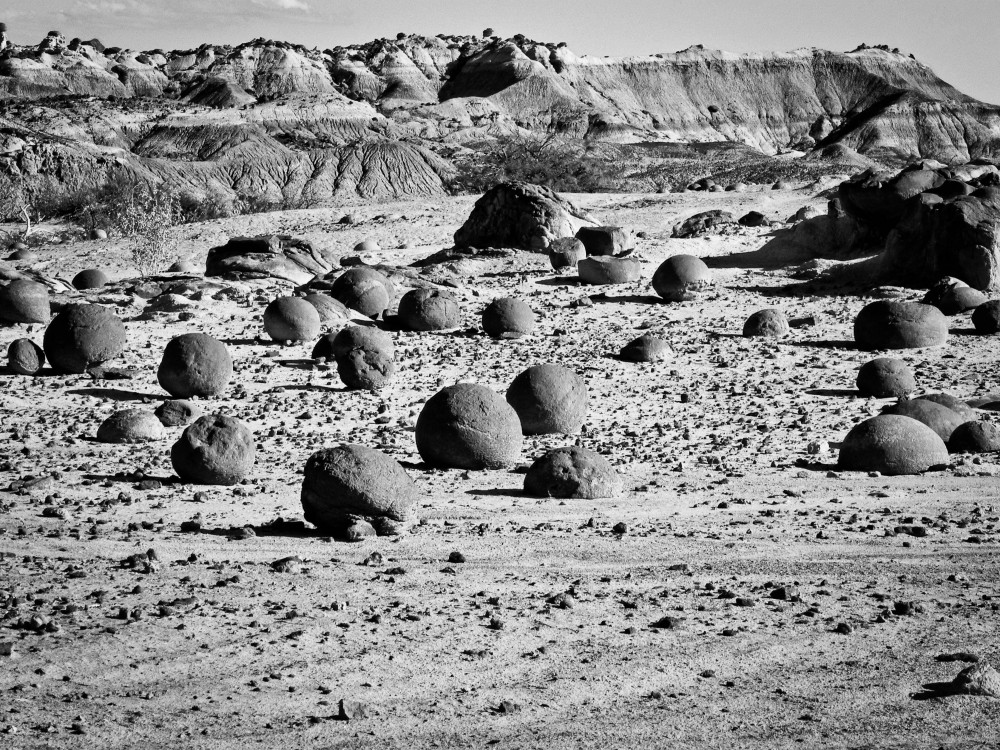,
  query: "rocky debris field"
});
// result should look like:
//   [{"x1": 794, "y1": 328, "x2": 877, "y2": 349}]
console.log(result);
[{"x1": 1, "y1": 186, "x2": 999, "y2": 749}]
